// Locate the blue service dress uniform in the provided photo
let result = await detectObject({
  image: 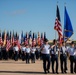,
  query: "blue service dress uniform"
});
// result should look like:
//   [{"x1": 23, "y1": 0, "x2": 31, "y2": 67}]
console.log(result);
[
  {"x1": 25, "y1": 47, "x2": 30, "y2": 64},
  {"x1": 51, "y1": 45, "x2": 59, "y2": 74},
  {"x1": 60, "y1": 46, "x2": 67, "y2": 73},
  {"x1": 73, "y1": 47, "x2": 76, "y2": 73},
  {"x1": 21, "y1": 46, "x2": 26, "y2": 61},
  {"x1": 13, "y1": 46, "x2": 19, "y2": 61},
  {"x1": 41, "y1": 44, "x2": 51, "y2": 74},
  {"x1": 31, "y1": 47, "x2": 36, "y2": 63},
  {"x1": 36, "y1": 46, "x2": 41, "y2": 60},
  {"x1": 0, "y1": 45, "x2": 2, "y2": 60},
  {"x1": 68, "y1": 47, "x2": 75, "y2": 73}
]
